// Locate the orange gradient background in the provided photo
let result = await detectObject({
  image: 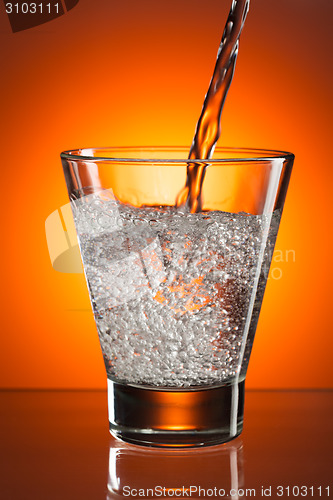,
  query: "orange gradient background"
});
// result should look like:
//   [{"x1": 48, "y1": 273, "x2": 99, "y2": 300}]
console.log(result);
[{"x1": 0, "y1": 0, "x2": 332, "y2": 389}]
